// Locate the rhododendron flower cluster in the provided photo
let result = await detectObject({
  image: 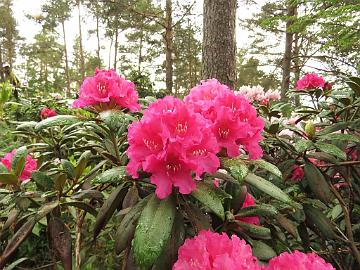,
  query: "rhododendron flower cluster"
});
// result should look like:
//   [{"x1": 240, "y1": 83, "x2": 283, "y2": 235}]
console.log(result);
[
  {"x1": 236, "y1": 193, "x2": 260, "y2": 225},
  {"x1": 290, "y1": 165, "x2": 304, "y2": 182},
  {"x1": 236, "y1": 85, "x2": 280, "y2": 104},
  {"x1": 185, "y1": 79, "x2": 264, "y2": 159},
  {"x1": 173, "y1": 230, "x2": 260, "y2": 270},
  {"x1": 73, "y1": 68, "x2": 140, "y2": 112},
  {"x1": 126, "y1": 96, "x2": 219, "y2": 199},
  {"x1": 1, "y1": 149, "x2": 37, "y2": 183},
  {"x1": 264, "y1": 250, "x2": 335, "y2": 270},
  {"x1": 295, "y1": 73, "x2": 325, "y2": 90},
  {"x1": 40, "y1": 107, "x2": 57, "y2": 119}
]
